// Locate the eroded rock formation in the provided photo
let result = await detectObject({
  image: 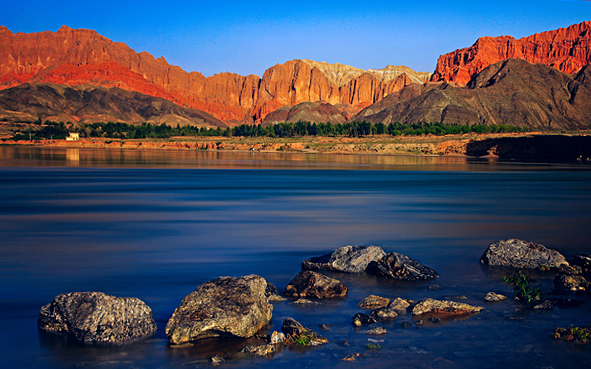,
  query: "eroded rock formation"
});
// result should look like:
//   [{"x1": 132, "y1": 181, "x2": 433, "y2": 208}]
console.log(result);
[
  {"x1": 432, "y1": 21, "x2": 591, "y2": 85},
  {"x1": 0, "y1": 26, "x2": 429, "y2": 124}
]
